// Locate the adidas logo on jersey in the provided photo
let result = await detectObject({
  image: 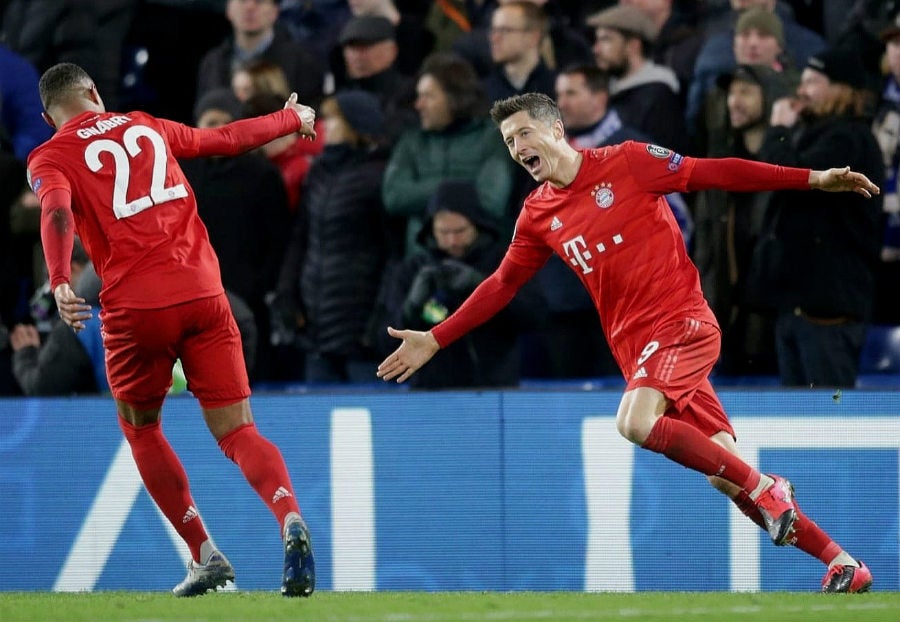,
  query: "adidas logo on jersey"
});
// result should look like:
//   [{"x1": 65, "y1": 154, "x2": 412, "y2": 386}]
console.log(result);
[
  {"x1": 550, "y1": 216, "x2": 563, "y2": 231},
  {"x1": 632, "y1": 366, "x2": 648, "y2": 380},
  {"x1": 182, "y1": 505, "x2": 199, "y2": 524},
  {"x1": 272, "y1": 486, "x2": 293, "y2": 503}
]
